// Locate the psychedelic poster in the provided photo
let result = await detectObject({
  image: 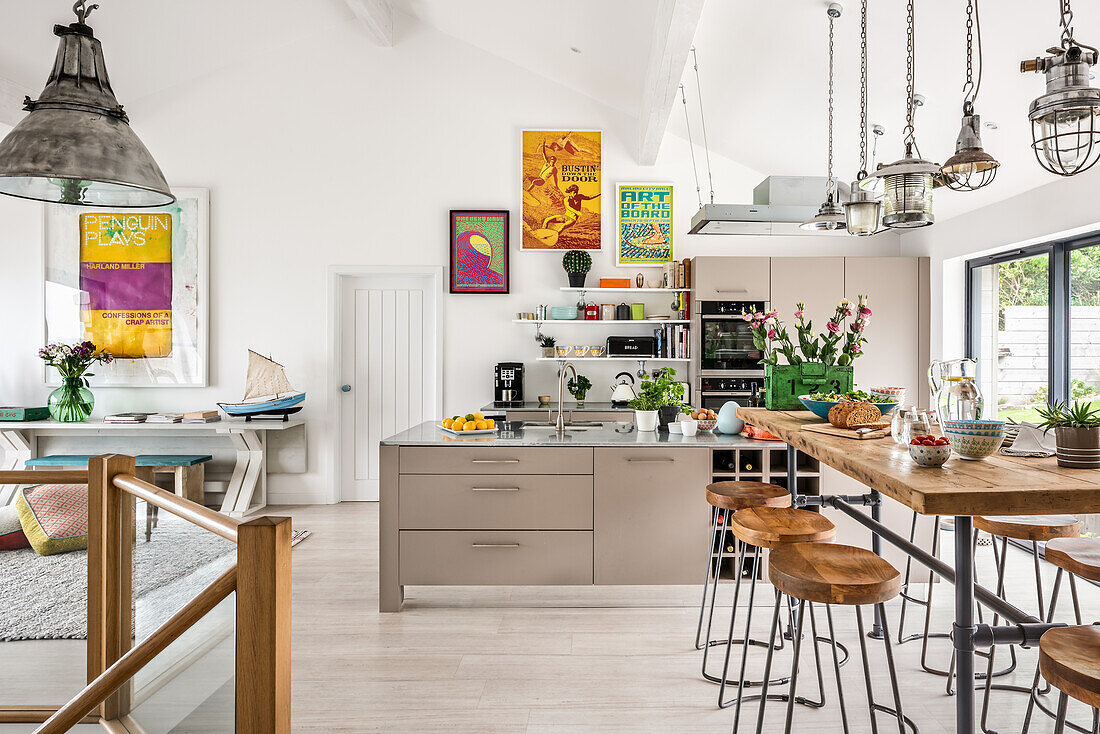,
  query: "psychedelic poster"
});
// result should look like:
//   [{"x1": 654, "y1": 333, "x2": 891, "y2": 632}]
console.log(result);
[
  {"x1": 79, "y1": 213, "x2": 173, "y2": 358},
  {"x1": 450, "y1": 210, "x2": 509, "y2": 293},
  {"x1": 521, "y1": 130, "x2": 601, "y2": 250},
  {"x1": 616, "y1": 183, "x2": 673, "y2": 266}
]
